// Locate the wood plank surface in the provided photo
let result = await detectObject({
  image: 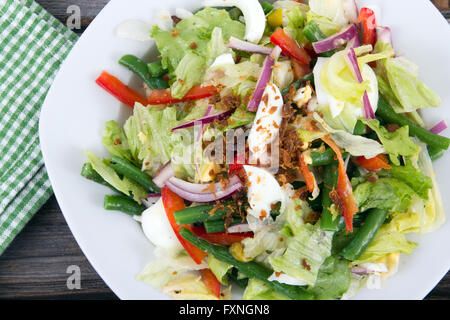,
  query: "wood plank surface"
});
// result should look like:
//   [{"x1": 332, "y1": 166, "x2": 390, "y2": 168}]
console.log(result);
[{"x1": 0, "y1": 0, "x2": 448, "y2": 300}]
